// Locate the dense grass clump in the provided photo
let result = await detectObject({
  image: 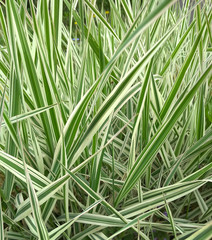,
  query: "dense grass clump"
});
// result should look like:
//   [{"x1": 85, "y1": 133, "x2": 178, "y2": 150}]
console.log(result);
[{"x1": 0, "y1": 0, "x2": 212, "y2": 239}]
